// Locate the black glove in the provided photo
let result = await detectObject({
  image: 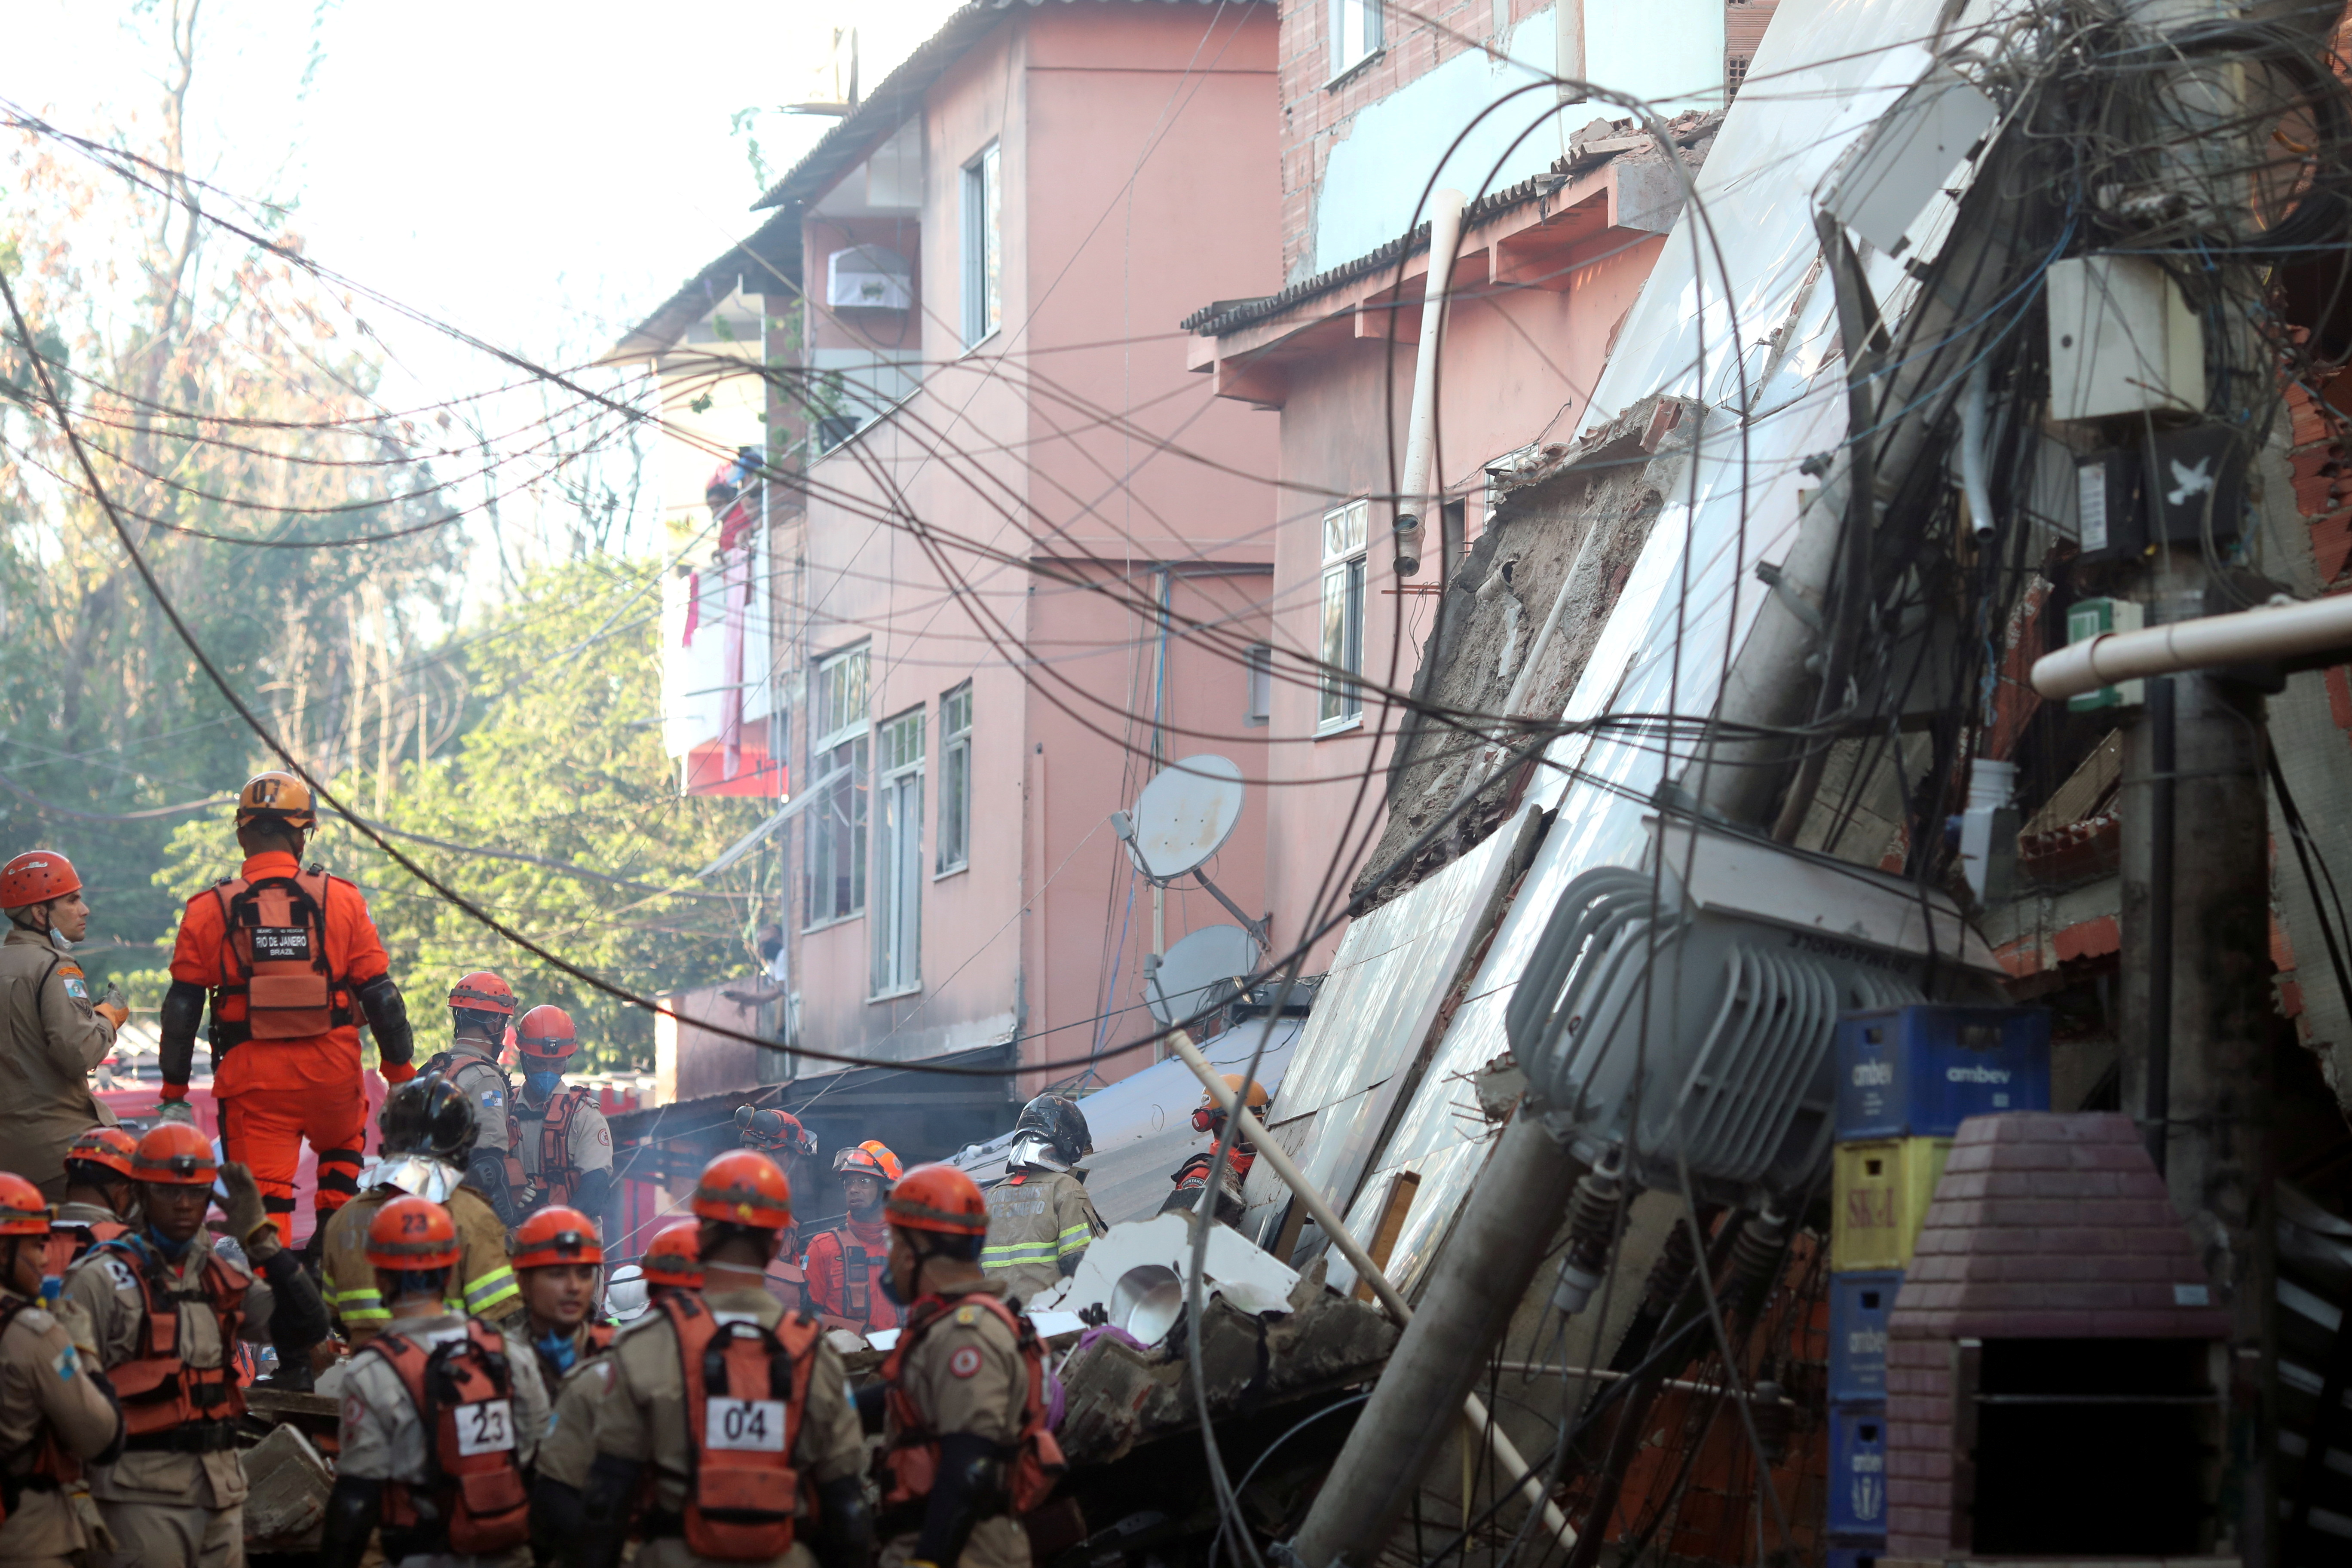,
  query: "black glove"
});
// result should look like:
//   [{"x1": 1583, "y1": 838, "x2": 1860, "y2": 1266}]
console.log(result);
[
  {"x1": 319, "y1": 1476, "x2": 383, "y2": 1568},
  {"x1": 355, "y1": 973, "x2": 413, "y2": 1070},
  {"x1": 158, "y1": 980, "x2": 206, "y2": 1089},
  {"x1": 468, "y1": 1148, "x2": 518, "y2": 1228},
  {"x1": 813, "y1": 1471, "x2": 876, "y2": 1568},
  {"x1": 915, "y1": 1432, "x2": 1006, "y2": 1567}
]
